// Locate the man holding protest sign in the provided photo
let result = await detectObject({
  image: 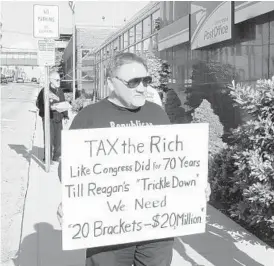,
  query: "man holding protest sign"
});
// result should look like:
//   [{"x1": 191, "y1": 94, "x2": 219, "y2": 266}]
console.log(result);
[{"x1": 58, "y1": 53, "x2": 211, "y2": 266}]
